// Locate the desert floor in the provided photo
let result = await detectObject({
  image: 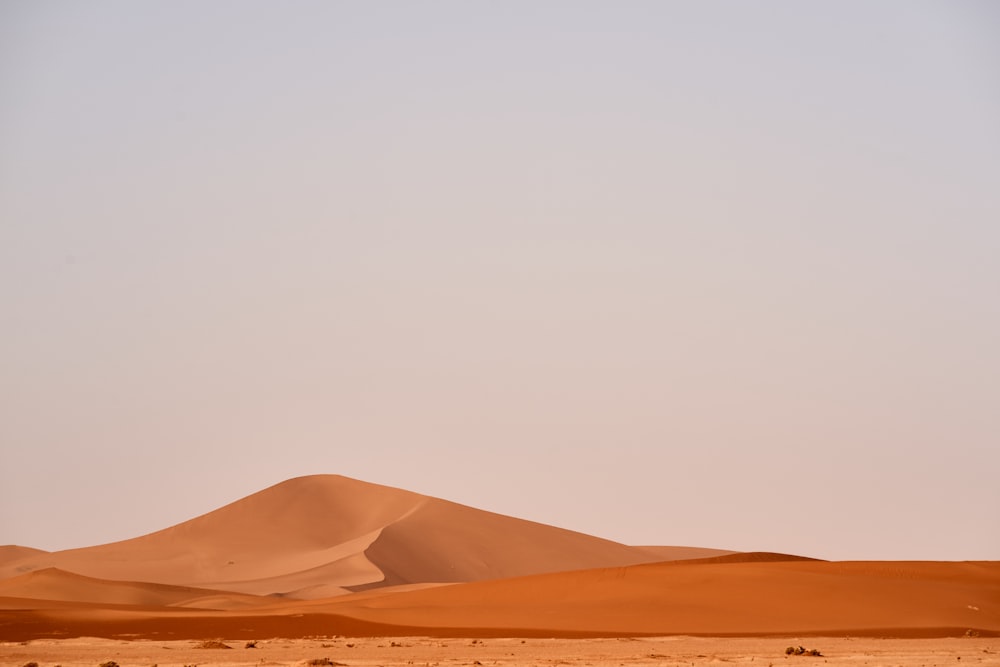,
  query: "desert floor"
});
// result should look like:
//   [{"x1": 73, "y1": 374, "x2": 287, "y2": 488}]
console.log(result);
[{"x1": 1, "y1": 636, "x2": 997, "y2": 667}]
